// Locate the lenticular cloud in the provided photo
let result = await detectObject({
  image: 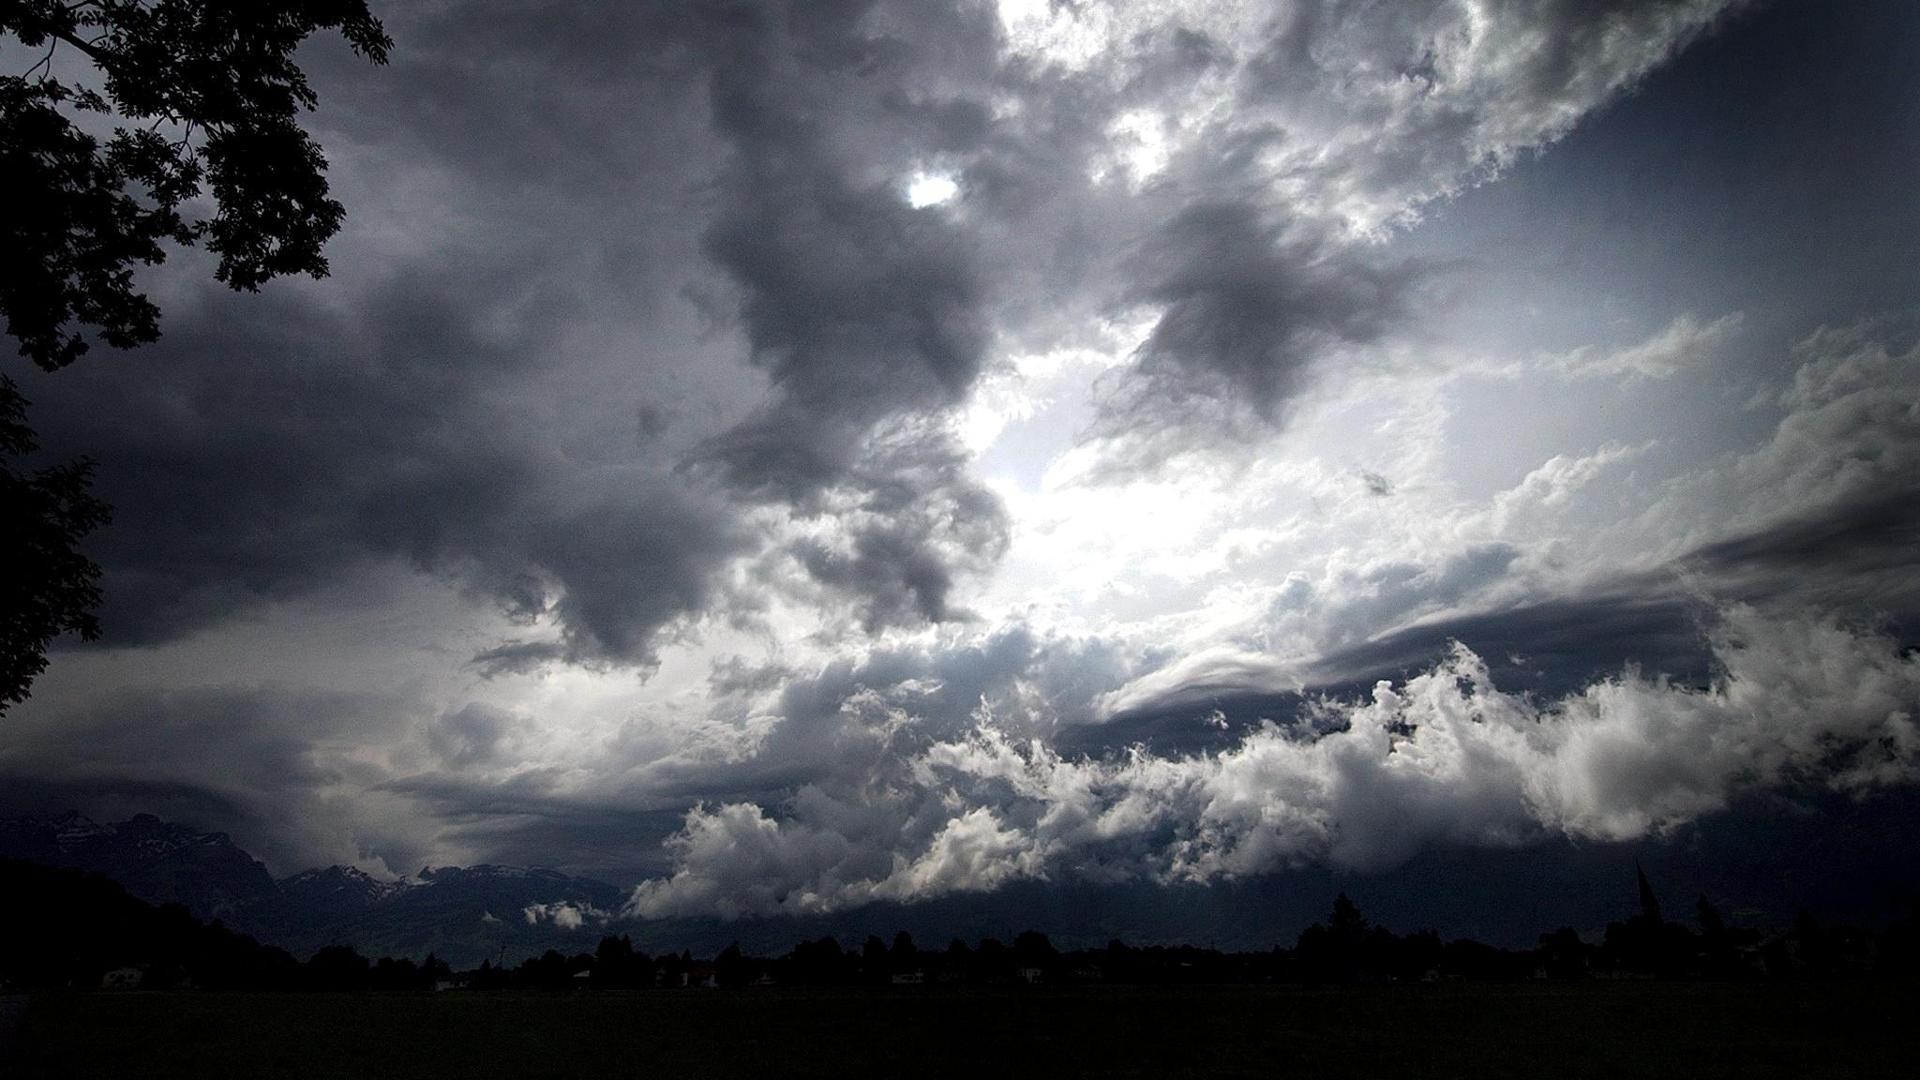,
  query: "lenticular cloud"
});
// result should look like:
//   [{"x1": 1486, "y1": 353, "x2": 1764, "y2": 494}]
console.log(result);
[{"x1": 626, "y1": 605, "x2": 1920, "y2": 919}]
